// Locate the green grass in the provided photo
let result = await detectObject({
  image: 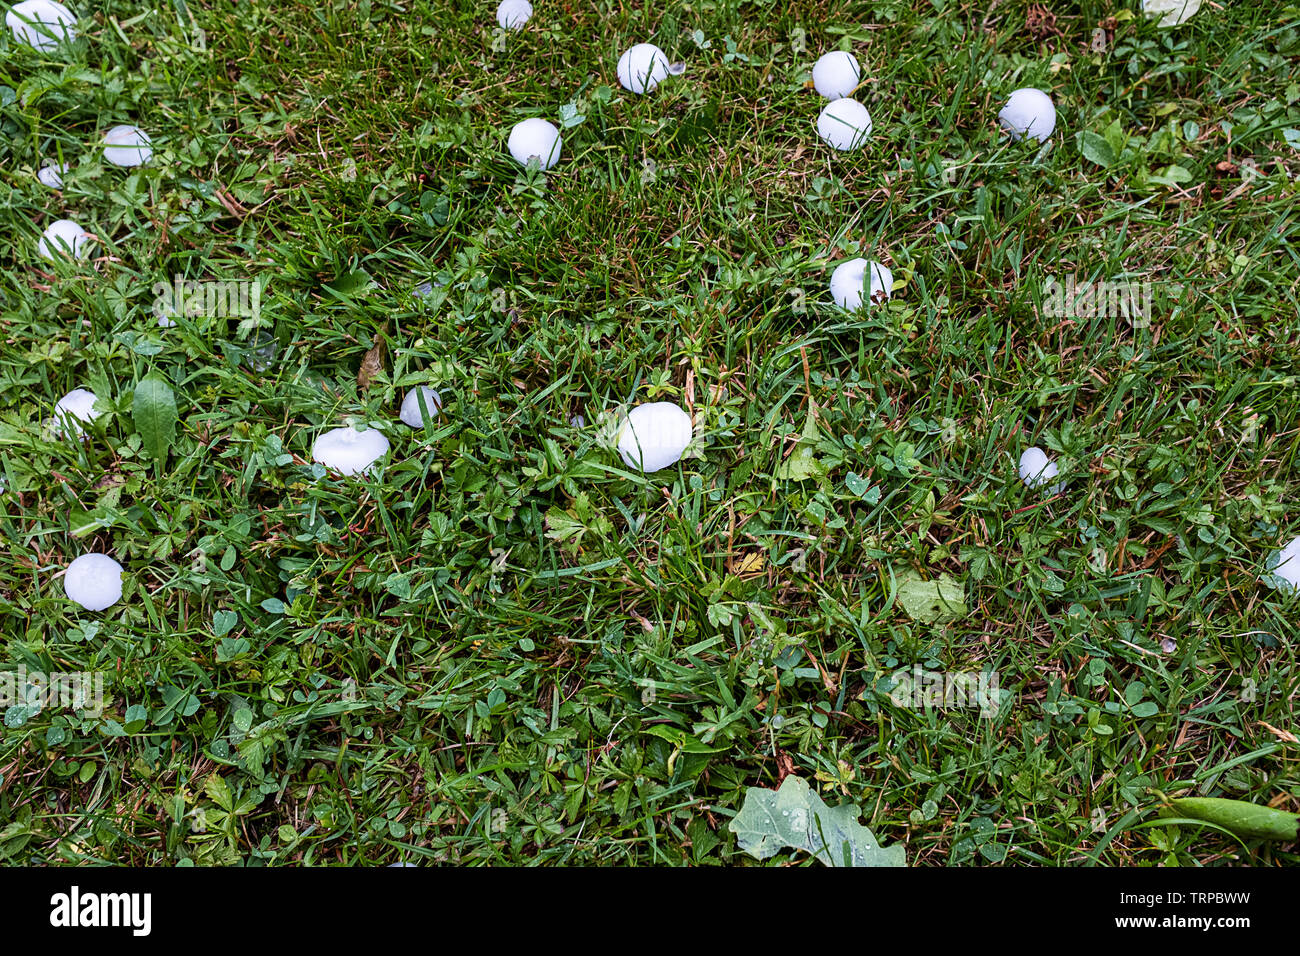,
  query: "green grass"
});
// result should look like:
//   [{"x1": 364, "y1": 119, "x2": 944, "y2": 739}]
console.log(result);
[{"x1": 1, "y1": 0, "x2": 1299, "y2": 866}]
